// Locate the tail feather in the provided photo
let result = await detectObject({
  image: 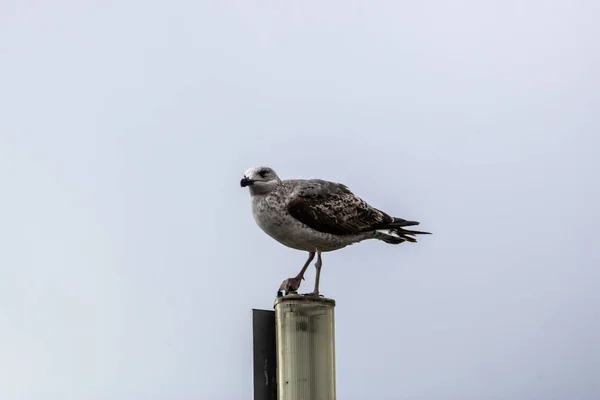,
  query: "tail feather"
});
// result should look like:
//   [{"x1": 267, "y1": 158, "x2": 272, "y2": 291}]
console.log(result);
[
  {"x1": 400, "y1": 228, "x2": 432, "y2": 235},
  {"x1": 389, "y1": 217, "x2": 421, "y2": 227},
  {"x1": 374, "y1": 217, "x2": 432, "y2": 245}
]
